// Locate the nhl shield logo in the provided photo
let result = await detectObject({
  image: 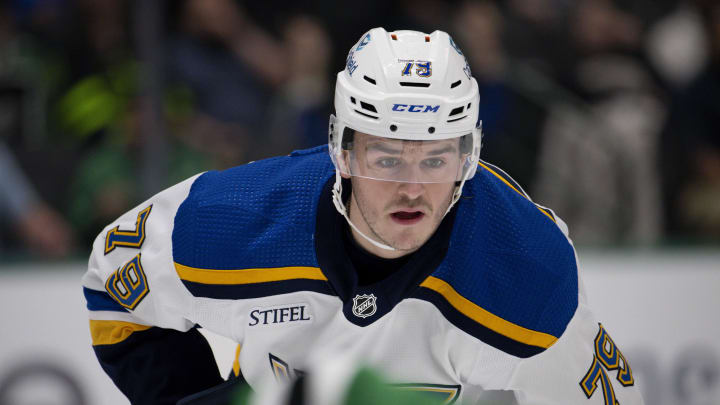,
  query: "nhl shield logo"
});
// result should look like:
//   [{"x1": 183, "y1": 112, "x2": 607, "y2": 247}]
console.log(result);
[{"x1": 352, "y1": 294, "x2": 377, "y2": 318}]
